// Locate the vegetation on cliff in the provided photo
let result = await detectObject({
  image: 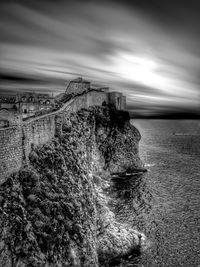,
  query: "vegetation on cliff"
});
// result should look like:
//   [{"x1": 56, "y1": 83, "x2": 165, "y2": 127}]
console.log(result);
[{"x1": 0, "y1": 106, "x2": 145, "y2": 267}]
